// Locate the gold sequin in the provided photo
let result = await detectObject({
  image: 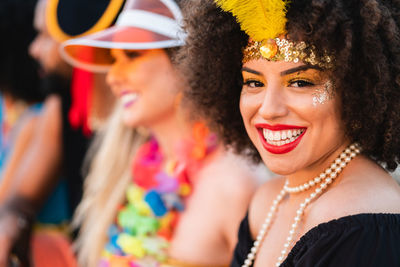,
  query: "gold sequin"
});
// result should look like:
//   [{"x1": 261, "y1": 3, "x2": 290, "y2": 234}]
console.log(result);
[
  {"x1": 243, "y1": 38, "x2": 333, "y2": 69},
  {"x1": 259, "y1": 39, "x2": 278, "y2": 59}
]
